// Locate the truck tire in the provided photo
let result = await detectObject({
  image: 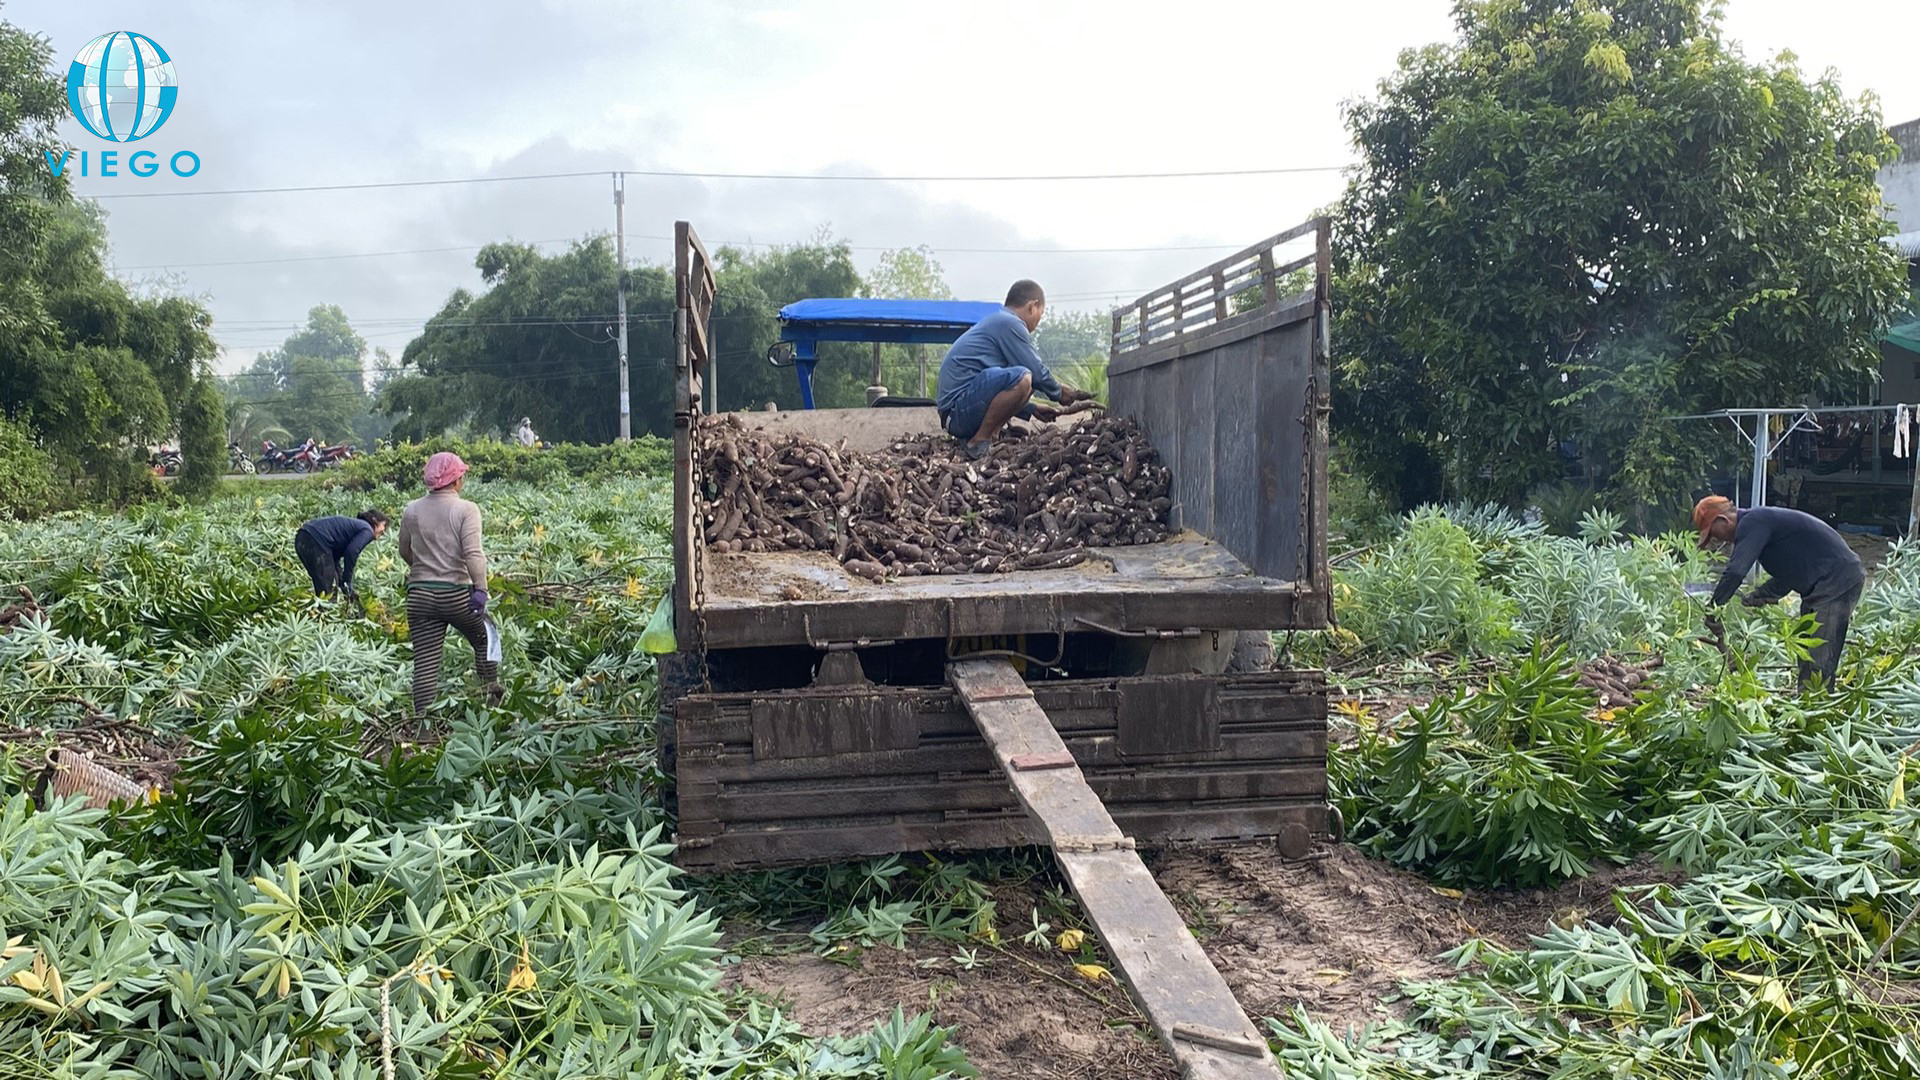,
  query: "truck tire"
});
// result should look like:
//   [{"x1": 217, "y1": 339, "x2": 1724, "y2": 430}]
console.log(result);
[{"x1": 1225, "y1": 631, "x2": 1275, "y2": 674}]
